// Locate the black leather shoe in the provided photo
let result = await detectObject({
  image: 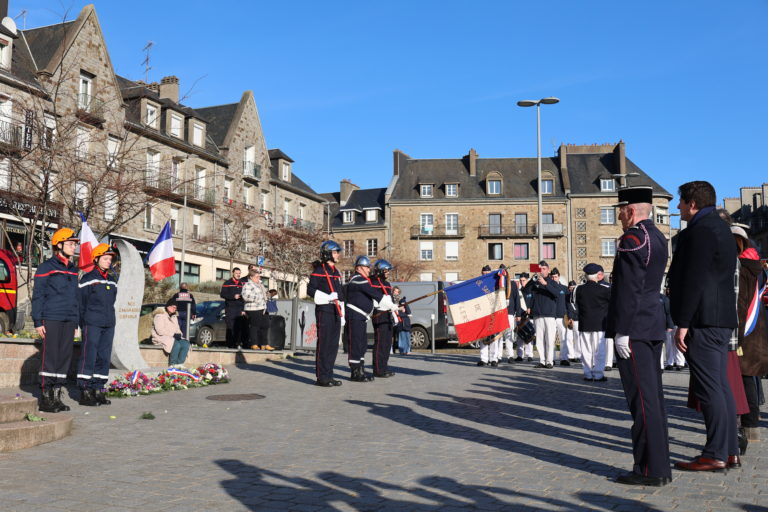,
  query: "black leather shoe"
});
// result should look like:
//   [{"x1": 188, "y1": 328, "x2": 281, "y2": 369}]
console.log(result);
[
  {"x1": 374, "y1": 372, "x2": 393, "y2": 378},
  {"x1": 527, "y1": 357, "x2": 533, "y2": 362},
  {"x1": 78, "y1": 389, "x2": 99, "y2": 407},
  {"x1": 560, "y1": 360, "x2": 571, "y2": 366},
  {"x1": 507, "y1": 357, "x2": 515, "y2": 364},
  {"x1": 514, "y1": 356, "x2": 523, "y2": 362},
  {"x1": 594, "y1": 376, "x2": 608, "y2": 382},
  {"x1": 604, "y1": 366, "x2": 613, "y2": 372},
  {"x1": 569, "y1": 358, "x2": 579, "y2": 363},
  {"x1": 315, "y1": 380, "x2": 334, "y2": 387},
  {"x1": 476, "y1": 361, "x2": 486, "y2": 367},
  {"x1": 490, "y1": 361, "x2": 498, "y2": 367},
  {"x1": 583, "y1": 377, "x2": 593, "y2": 382},
  {"x1": 545, "y1": 363, "x2": 553, "y2": 369},
  {"x1": 616, "y1": 472, "x2": 671, "y2": 487},
  {"x1": 534, "y1": 363, "x2": 546, "y2": 368},
  {"x1": 674, "y1": 365, "x2": 684, "y2": 371},
  {"x1": 95, "y1": 390, "x2": 111, "y2": 405}
]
